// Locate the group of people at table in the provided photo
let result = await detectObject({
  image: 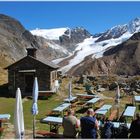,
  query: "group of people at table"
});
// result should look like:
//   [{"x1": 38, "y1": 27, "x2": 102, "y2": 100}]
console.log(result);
[
  {"x1": 41, "y1": 94, "x2": 140, "y2": 139},
  {"x1": 62, "y1": 108, "x2": 140, "y2": 139}
]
